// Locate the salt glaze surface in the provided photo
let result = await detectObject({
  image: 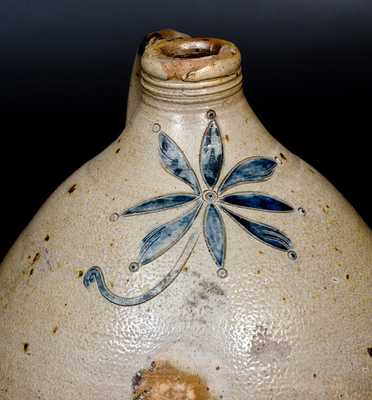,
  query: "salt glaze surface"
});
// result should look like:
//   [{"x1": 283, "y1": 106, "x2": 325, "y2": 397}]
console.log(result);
[{"x1": 0, "y1": 30, "x2": 371, "y2": 400}]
